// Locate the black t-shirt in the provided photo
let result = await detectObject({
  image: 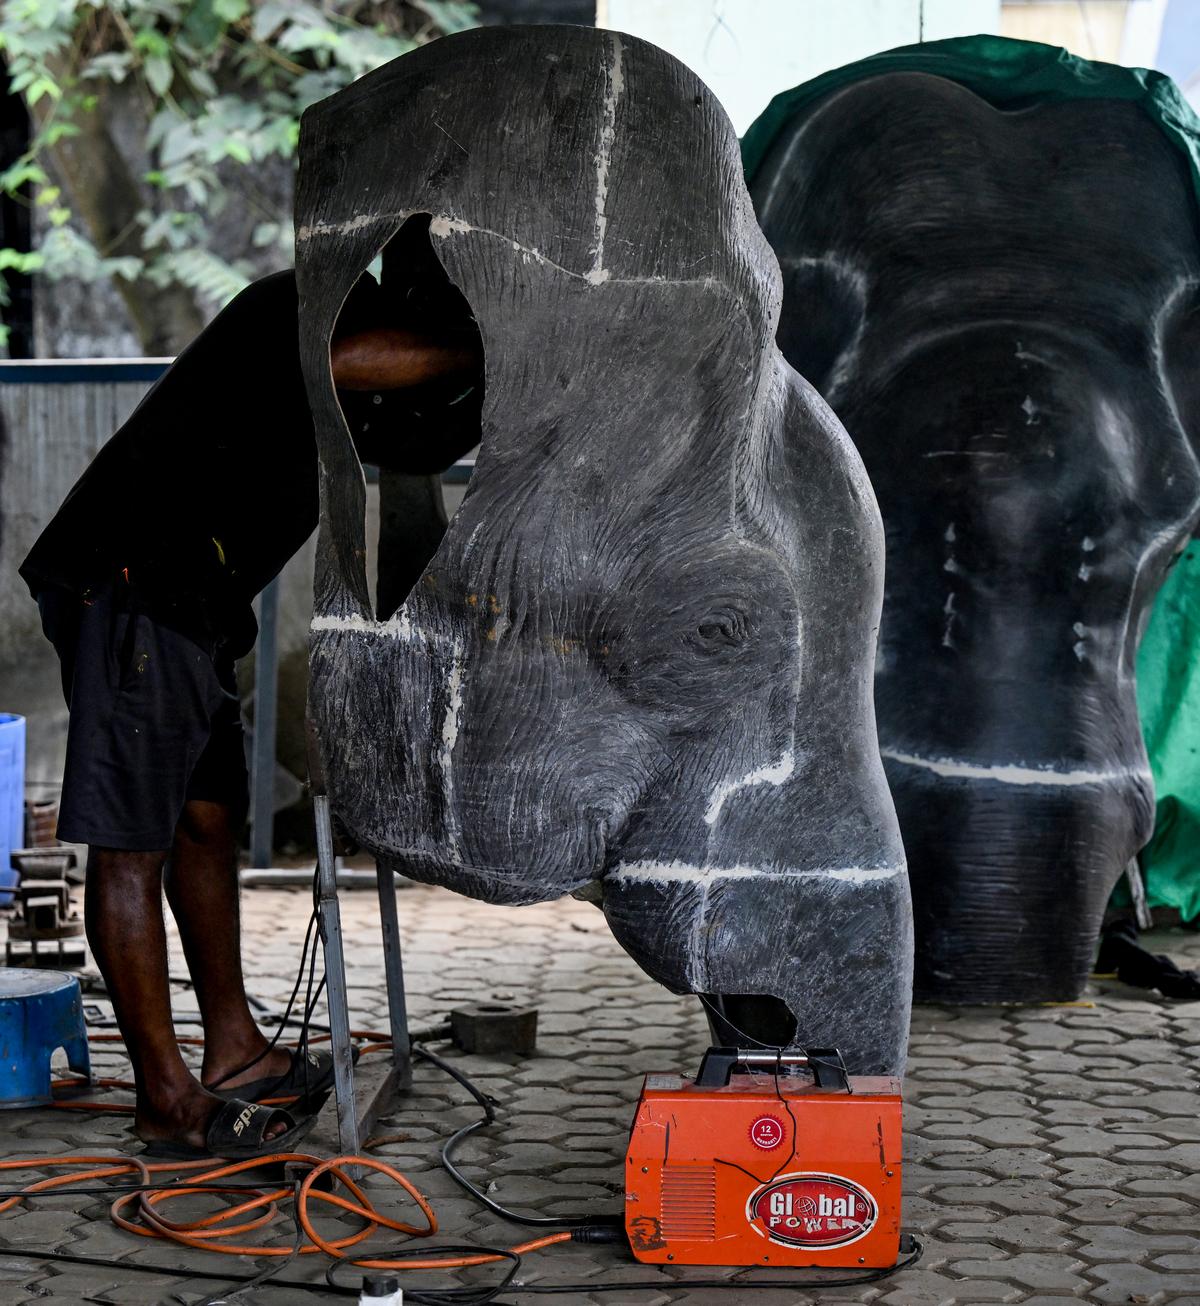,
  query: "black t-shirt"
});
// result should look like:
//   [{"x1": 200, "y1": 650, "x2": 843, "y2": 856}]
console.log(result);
[{"x1": 20, "y1": 270, "x2": 480, "y2": 656}]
